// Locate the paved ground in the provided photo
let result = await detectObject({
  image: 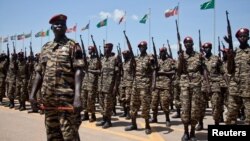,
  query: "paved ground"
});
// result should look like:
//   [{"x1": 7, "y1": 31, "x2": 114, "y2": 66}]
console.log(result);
[{"x1": 0, "y1": 98, "x2": 217, "y2": 141}]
